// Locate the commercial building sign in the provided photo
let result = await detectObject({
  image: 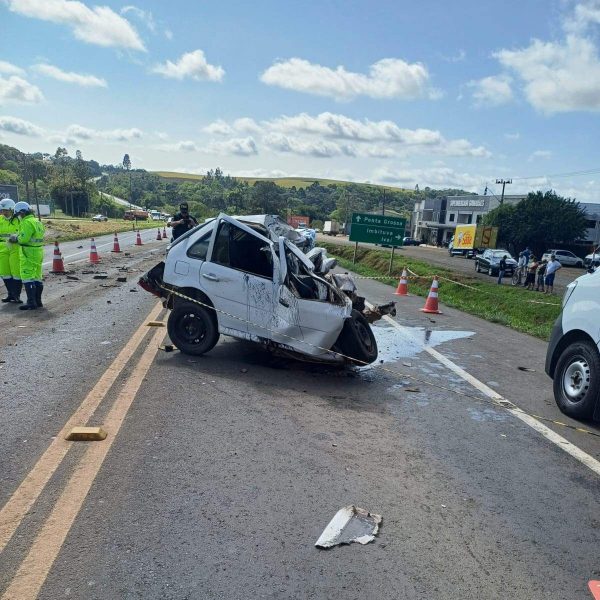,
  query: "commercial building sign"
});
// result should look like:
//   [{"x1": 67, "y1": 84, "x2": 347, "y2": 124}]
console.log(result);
[
  {"x1": 449, "y1": 198, "x2": 486, "y2": 208},
  {"x1": 349, "y1": 212, "x2": 406, "y2": 246}
]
